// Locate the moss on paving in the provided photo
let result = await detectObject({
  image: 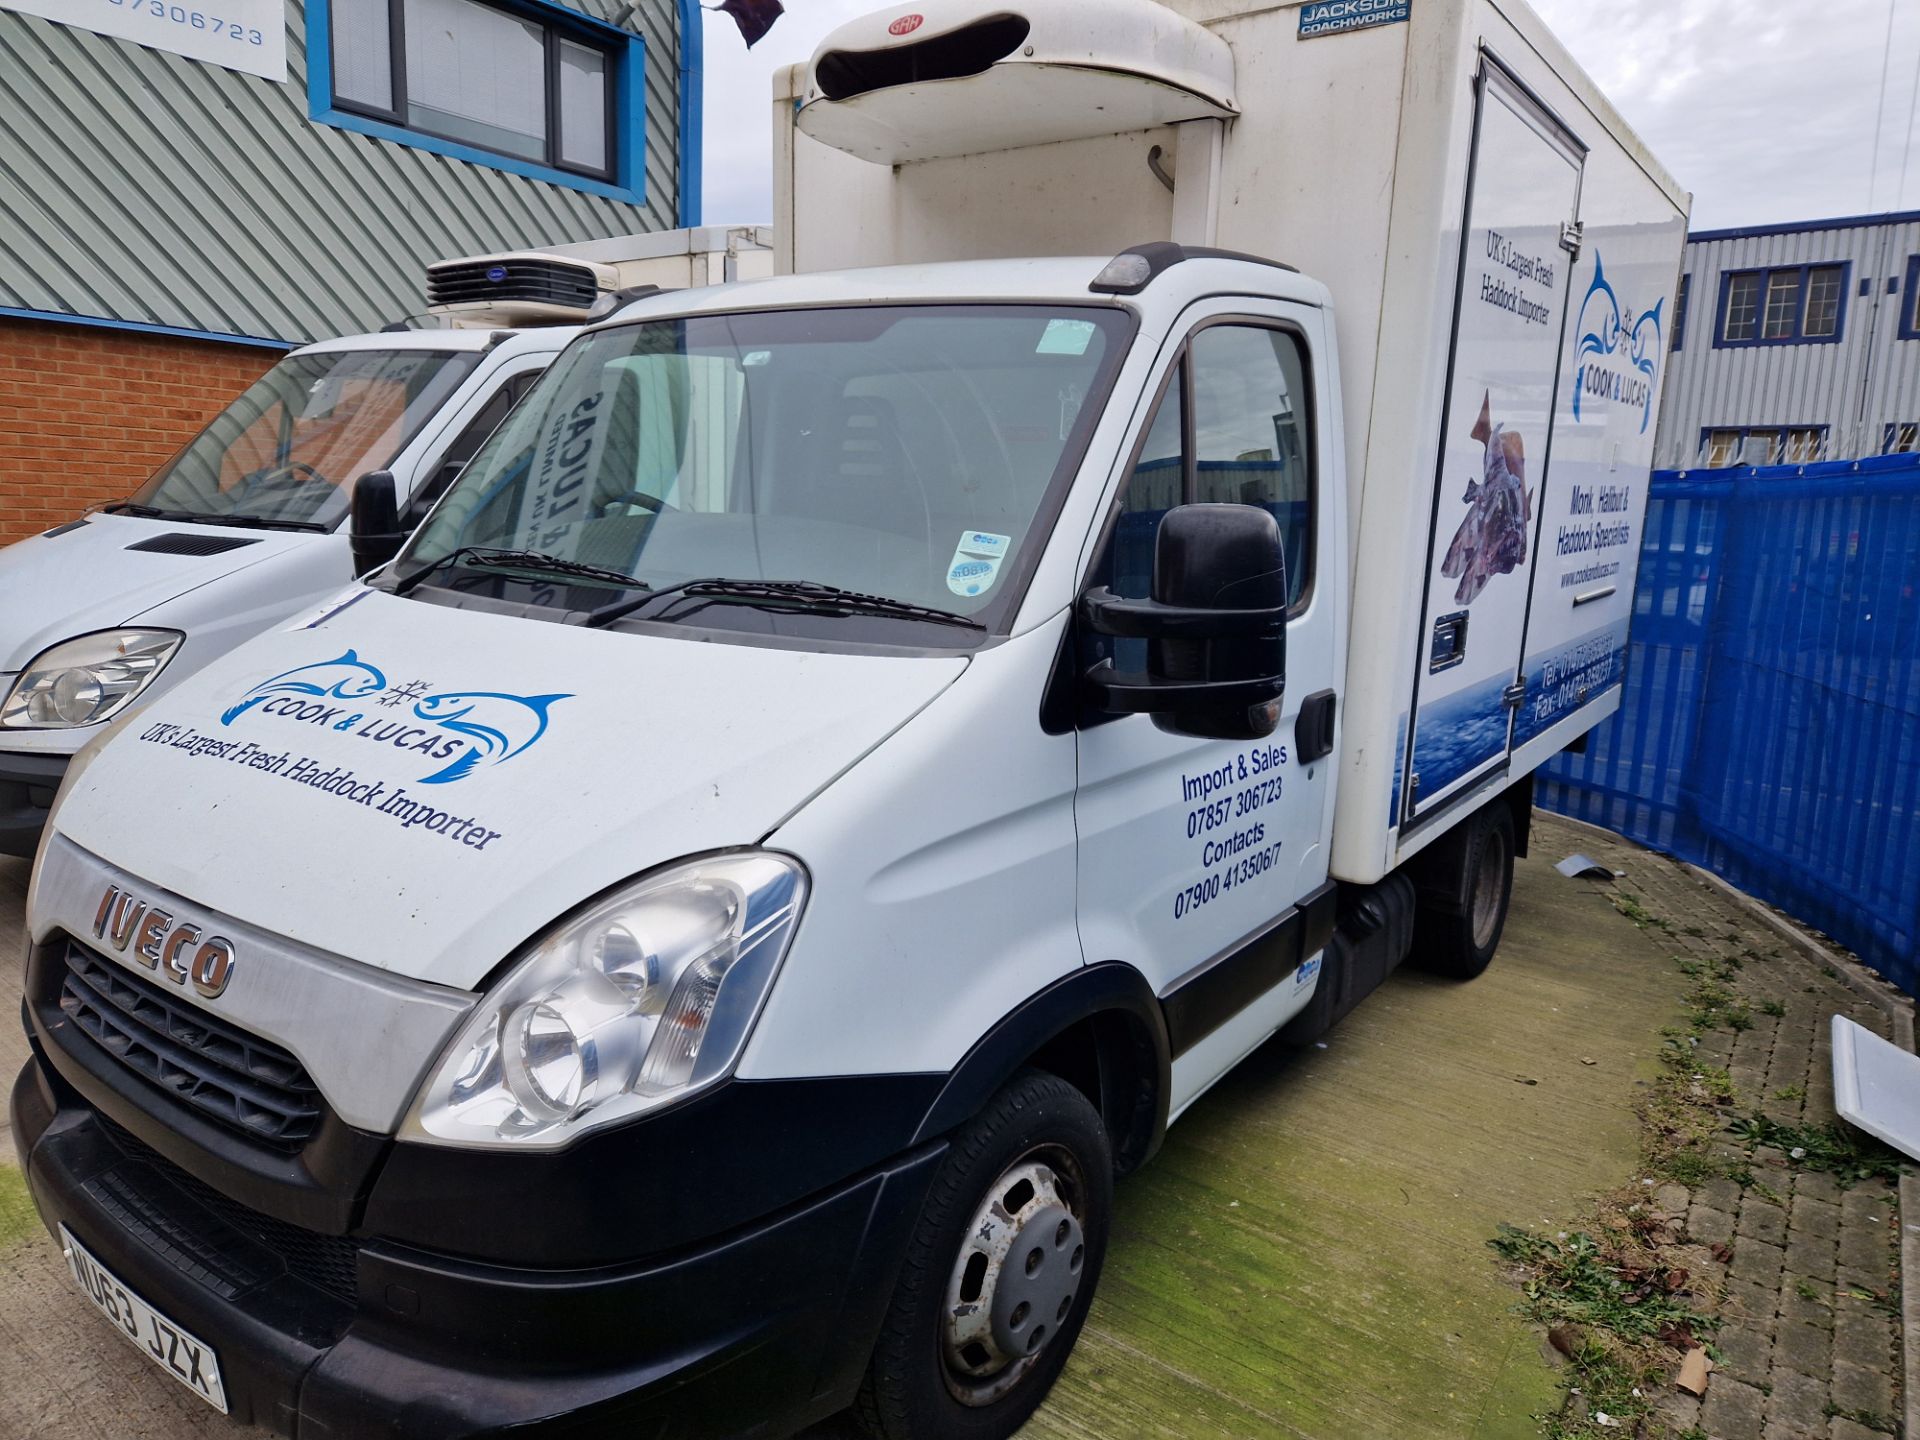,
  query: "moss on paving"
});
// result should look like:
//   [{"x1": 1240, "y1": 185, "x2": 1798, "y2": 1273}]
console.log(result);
[
  {"x1": 1021, "y1": 849, "x2": 1684, "y2": 1440},
  {"x1": 0, "y1": 1164, "x2": 36, "y2": 1252}
]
